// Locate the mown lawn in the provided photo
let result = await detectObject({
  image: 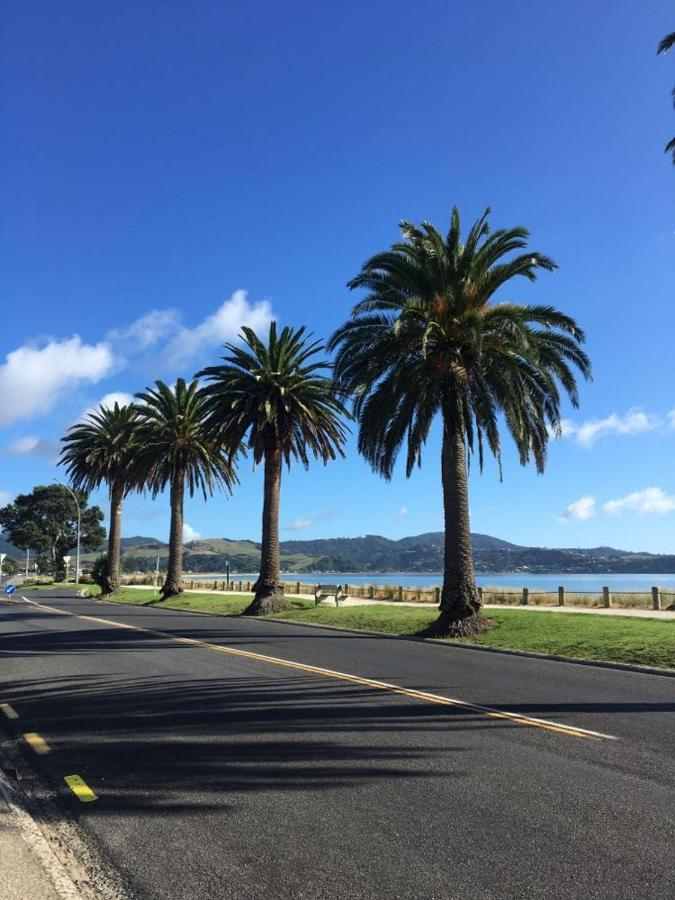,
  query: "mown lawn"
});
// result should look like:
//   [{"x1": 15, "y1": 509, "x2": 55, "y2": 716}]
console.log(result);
[{"x1": 25, "y1": 584, "x2": 675, "y2": 669}]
